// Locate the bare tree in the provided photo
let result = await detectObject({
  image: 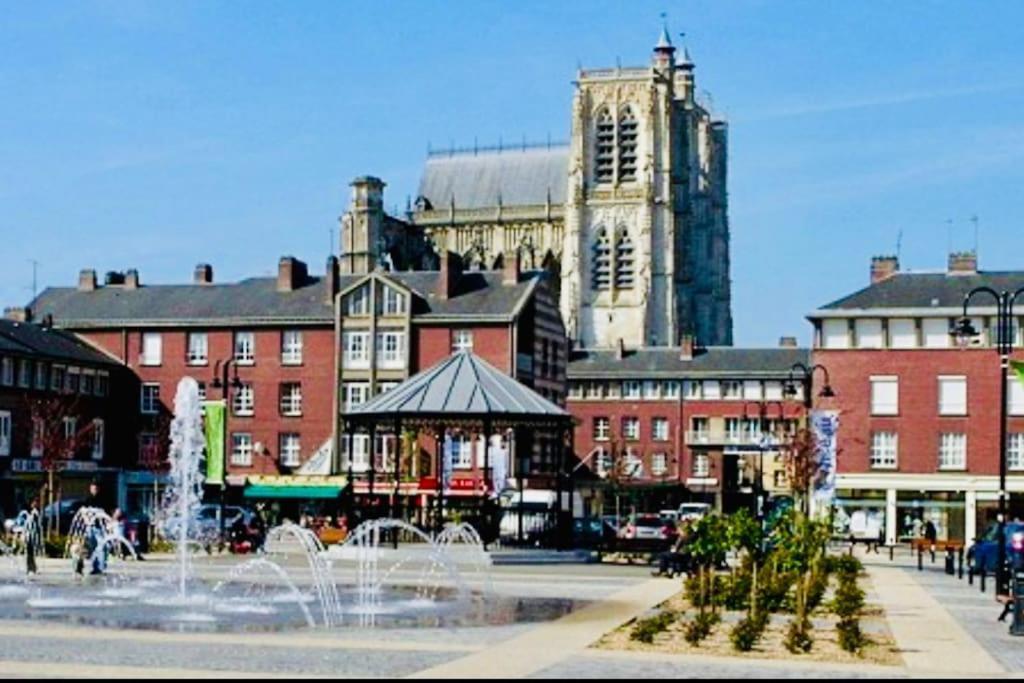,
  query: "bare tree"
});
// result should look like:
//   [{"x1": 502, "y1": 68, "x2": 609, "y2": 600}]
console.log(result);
[{"x1": 779, "y1": 428, "x2": 821, "y2": 515}]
